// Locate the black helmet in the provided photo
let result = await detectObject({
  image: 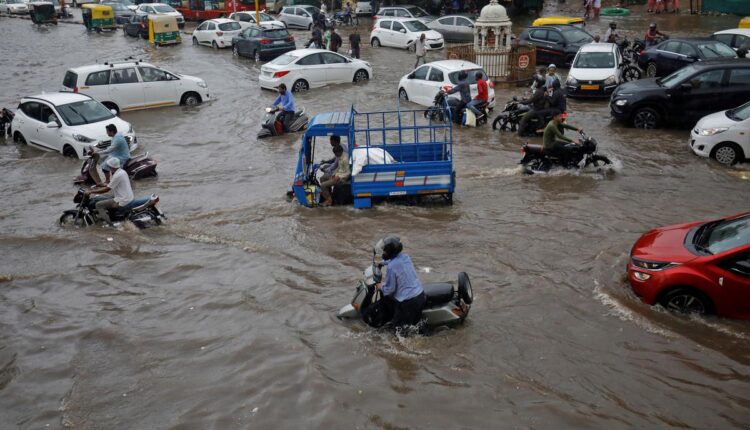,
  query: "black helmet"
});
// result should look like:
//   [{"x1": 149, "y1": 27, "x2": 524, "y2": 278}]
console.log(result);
[
  {"x1": 649, "y1": 22, "x2": 657, "y2": 29},
  {"x1": 535, "y1": 76, "x2": 546, "y2": 87},
  {"x1": 458, "y1": 70, "x2": 468, "y2": 80},
  {"x1": 375, "y1": 235, "x2": 403, "y2": 261},
  {"x1": 552, "y1": 79, "x2": 561, "y2": 90},
  {"x1": 609, "y1": 22, "x2": 616, "y2": 29}
]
